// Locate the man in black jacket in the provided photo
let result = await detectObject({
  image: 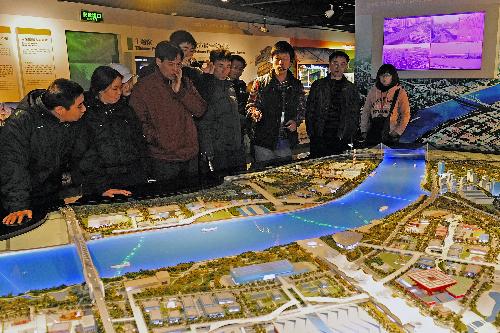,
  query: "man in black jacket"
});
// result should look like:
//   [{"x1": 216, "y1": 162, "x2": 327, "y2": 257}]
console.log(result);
[
  {"x1": 1, "y1": 79, "x2": 86, "y2": 225},
  {"x1": 196, "y1": 49, "x2": 246, "y2": 176},
  {"x1": 306, "y1": 50, "x2": 361, "y2": 158},
  {"x1": 246, "y1": 41, "x2": 305, "y2": 167}
]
